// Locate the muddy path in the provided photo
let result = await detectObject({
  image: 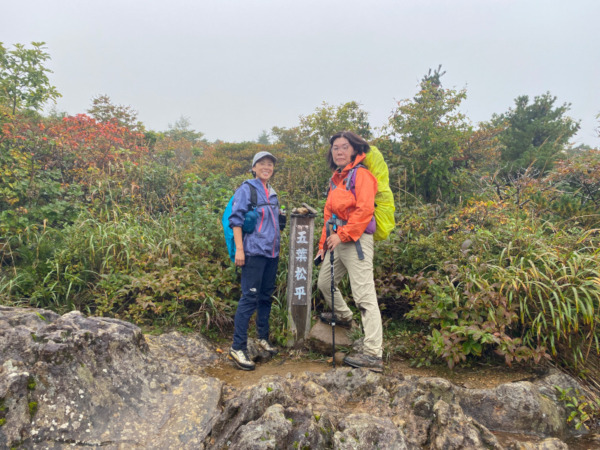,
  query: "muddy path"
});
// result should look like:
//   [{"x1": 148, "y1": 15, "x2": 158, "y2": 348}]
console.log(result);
[{"x1": 205, "y1": 350, "x2": 539, "y2": 390}]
